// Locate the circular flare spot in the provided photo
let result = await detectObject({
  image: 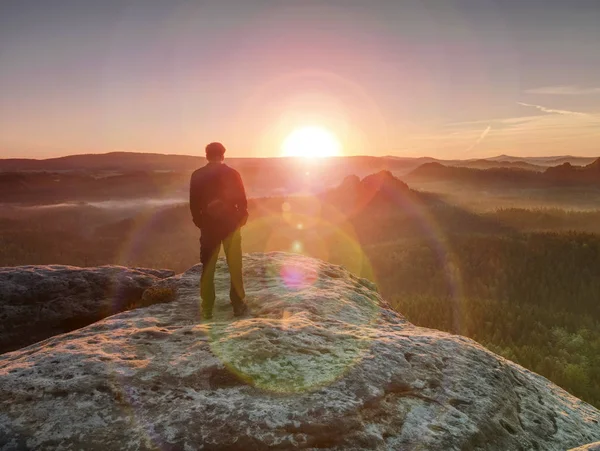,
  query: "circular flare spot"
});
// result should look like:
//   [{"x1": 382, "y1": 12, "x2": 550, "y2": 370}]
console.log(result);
[
  {"x1": 280, "y1": 260, "x2": 318, "y2": 290},
  {"x1": 291, "y1": 240, "x2": 303, "y2": 253}
]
